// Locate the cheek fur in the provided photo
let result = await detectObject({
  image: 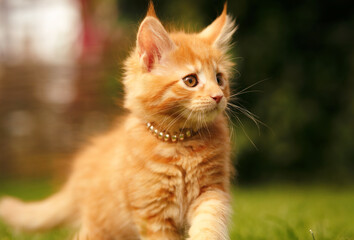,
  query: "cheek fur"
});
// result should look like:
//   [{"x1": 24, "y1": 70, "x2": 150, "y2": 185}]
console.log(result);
[{"x1": 171, "y1": 83, "x2": 195, "y2": 97}]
